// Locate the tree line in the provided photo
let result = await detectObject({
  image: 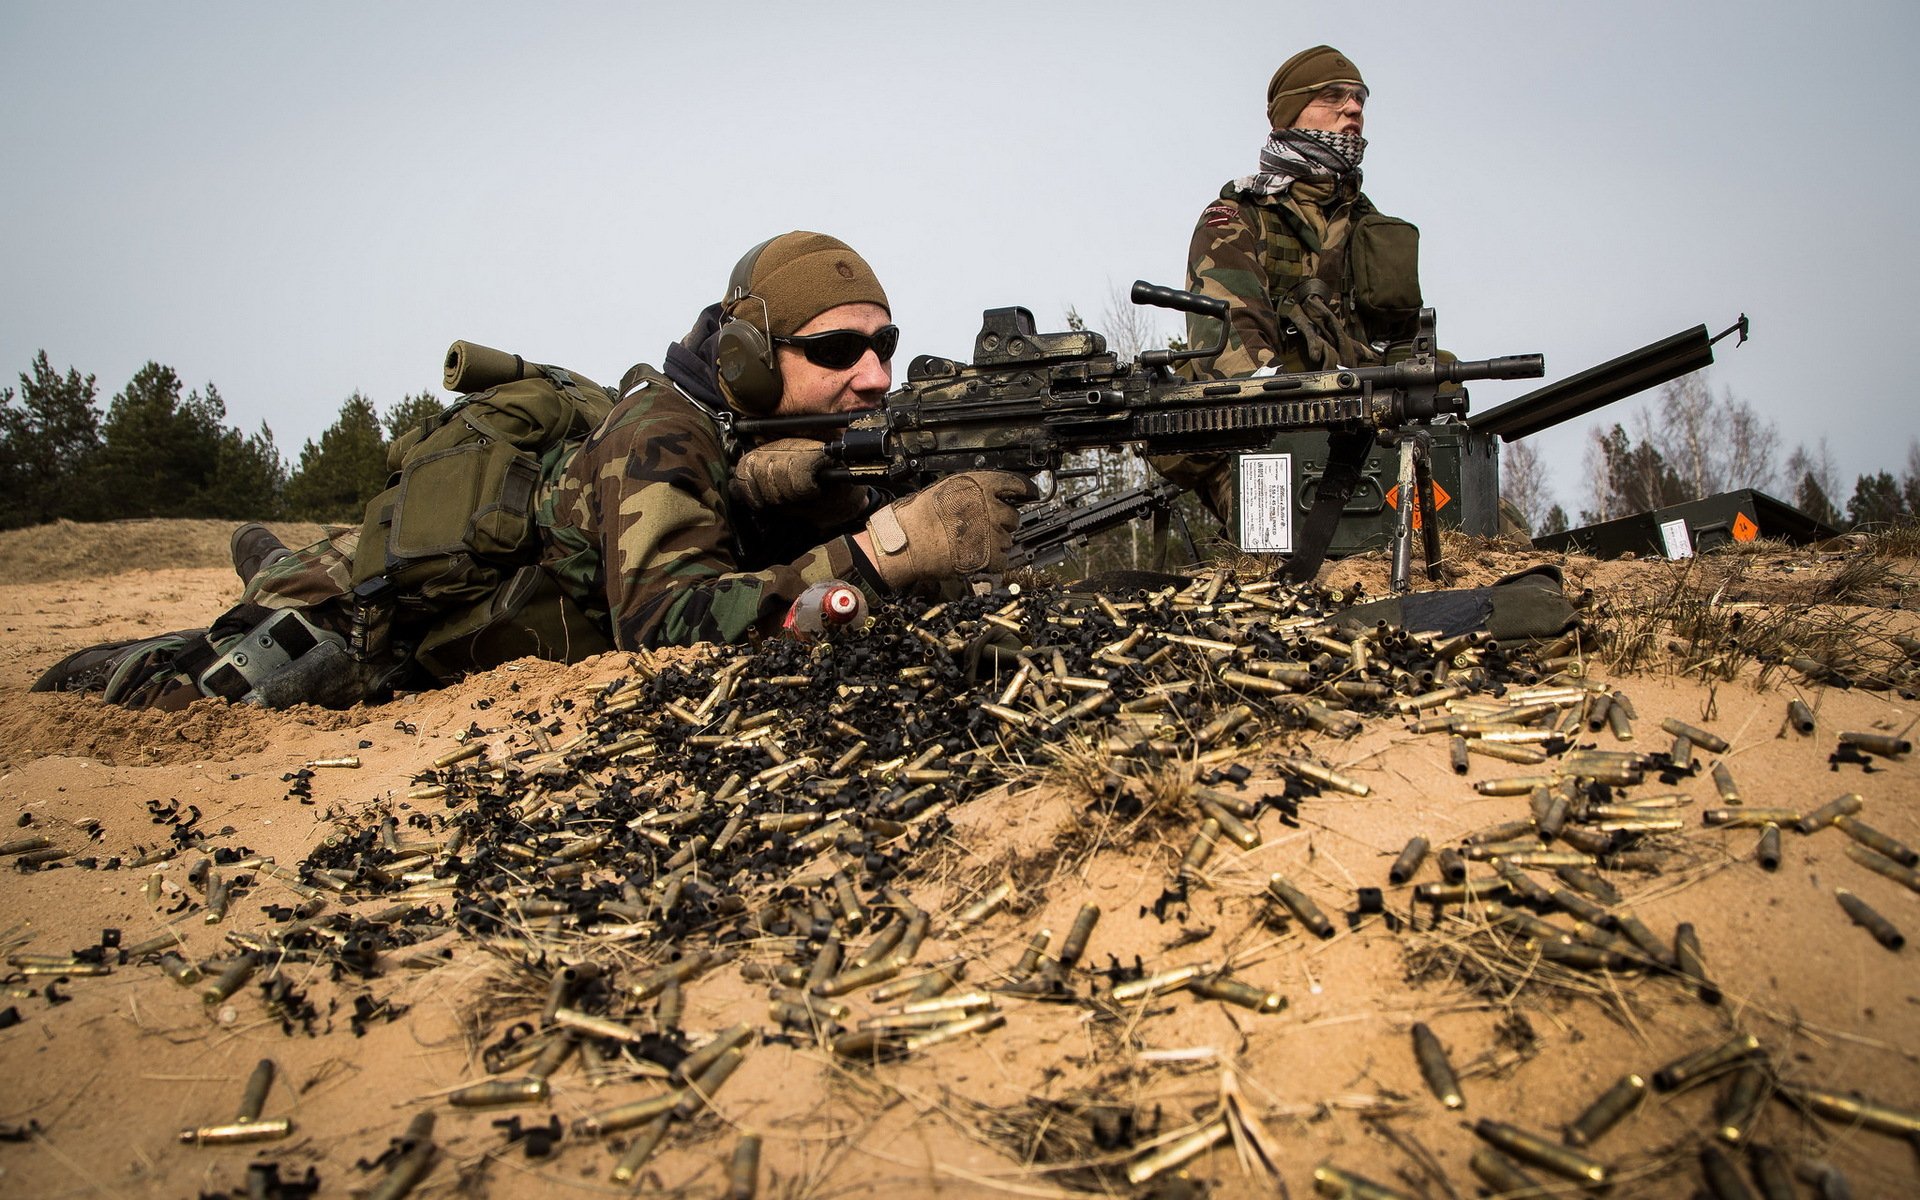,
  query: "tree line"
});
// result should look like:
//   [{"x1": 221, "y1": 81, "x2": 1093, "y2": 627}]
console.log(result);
[
  {"x1": 0, "y1": 351, "x2": 443, "y2": 530},
  {"x1": 1500, "y1": 374, "x2": 1920, "y2": 537}
]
